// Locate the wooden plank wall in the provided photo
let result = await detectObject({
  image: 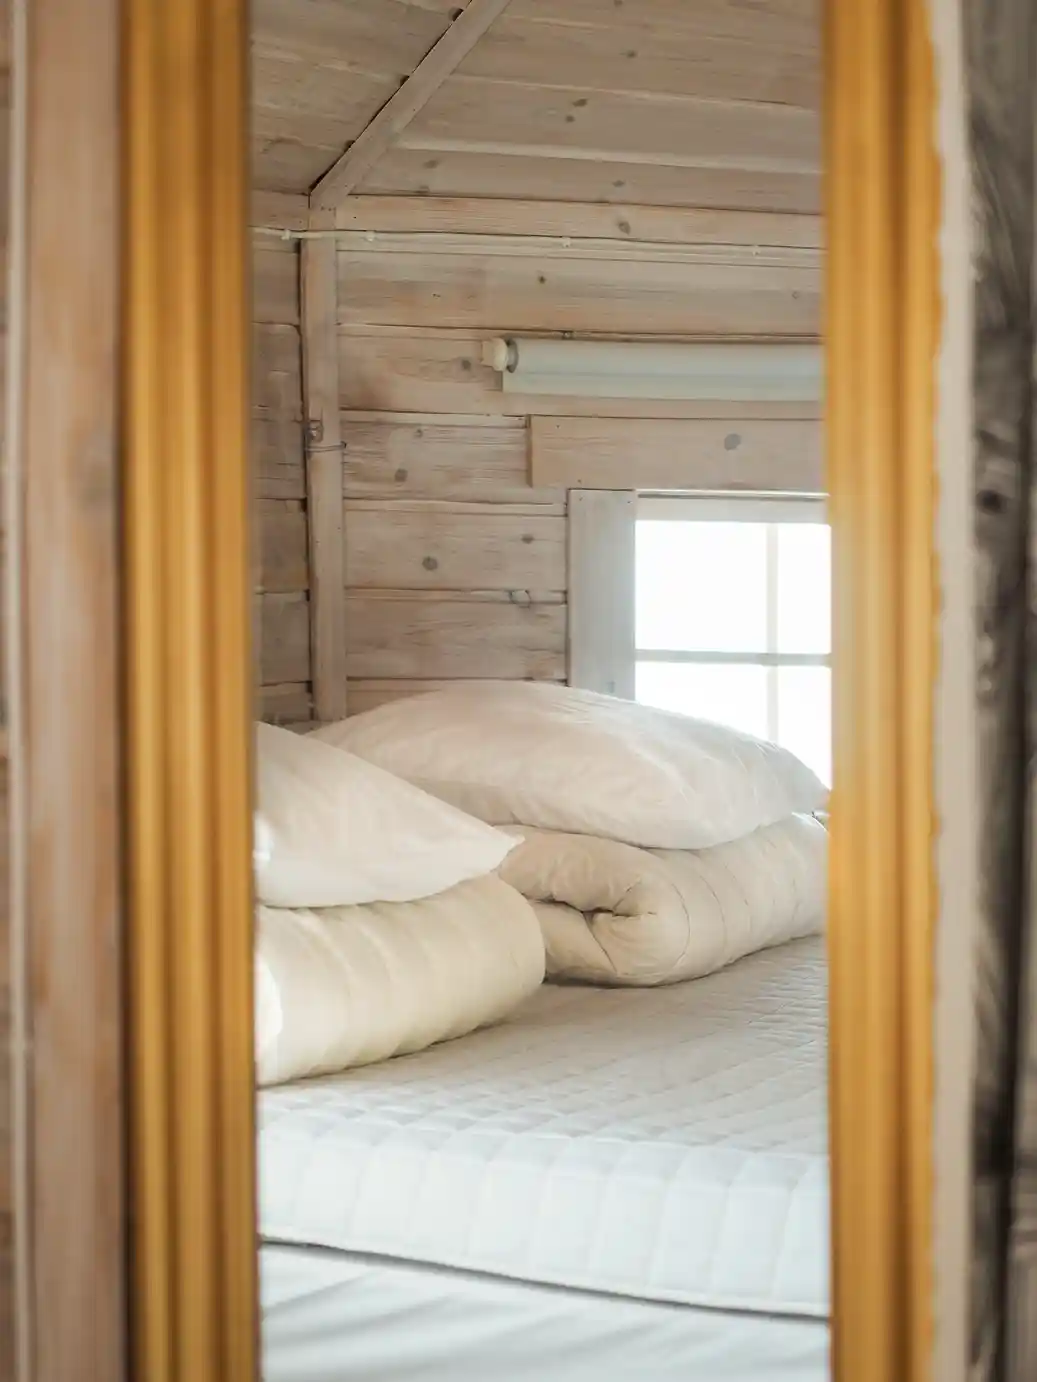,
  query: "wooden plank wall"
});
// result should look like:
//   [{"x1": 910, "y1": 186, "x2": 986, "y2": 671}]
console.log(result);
[
  {"x1": 330, "y1": 196, "x2": 822, "y2": 716},
  {"x1": 252, "y1": 226, "x2": 314, "y2": 726}
]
